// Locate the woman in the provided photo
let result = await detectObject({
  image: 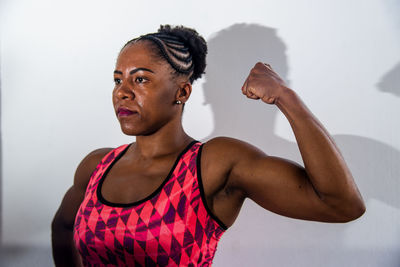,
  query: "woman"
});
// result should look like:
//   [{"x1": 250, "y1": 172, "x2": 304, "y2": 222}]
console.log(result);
[{"x1": 52, "y1": 25, "x2": 365, "y2": 266}]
